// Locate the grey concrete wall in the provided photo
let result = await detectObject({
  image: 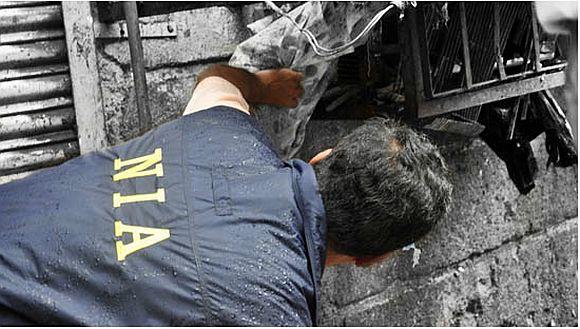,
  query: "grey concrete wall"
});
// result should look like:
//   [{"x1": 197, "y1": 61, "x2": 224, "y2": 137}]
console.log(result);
[
  {"x1": 298, "y1": 121, "x2": 578, "y2": 327},
  {"x1": 95, "y1": 5, "x2": 254, "y2": 145},
  {"x1": 94, "y1": 4, "x2": 578, "y2": 326}
]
